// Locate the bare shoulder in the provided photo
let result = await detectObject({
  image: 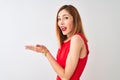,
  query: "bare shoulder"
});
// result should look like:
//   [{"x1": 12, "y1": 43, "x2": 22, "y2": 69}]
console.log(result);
[{"x1": 71, "y1": 34, "x2": 84, "y2": 44}]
